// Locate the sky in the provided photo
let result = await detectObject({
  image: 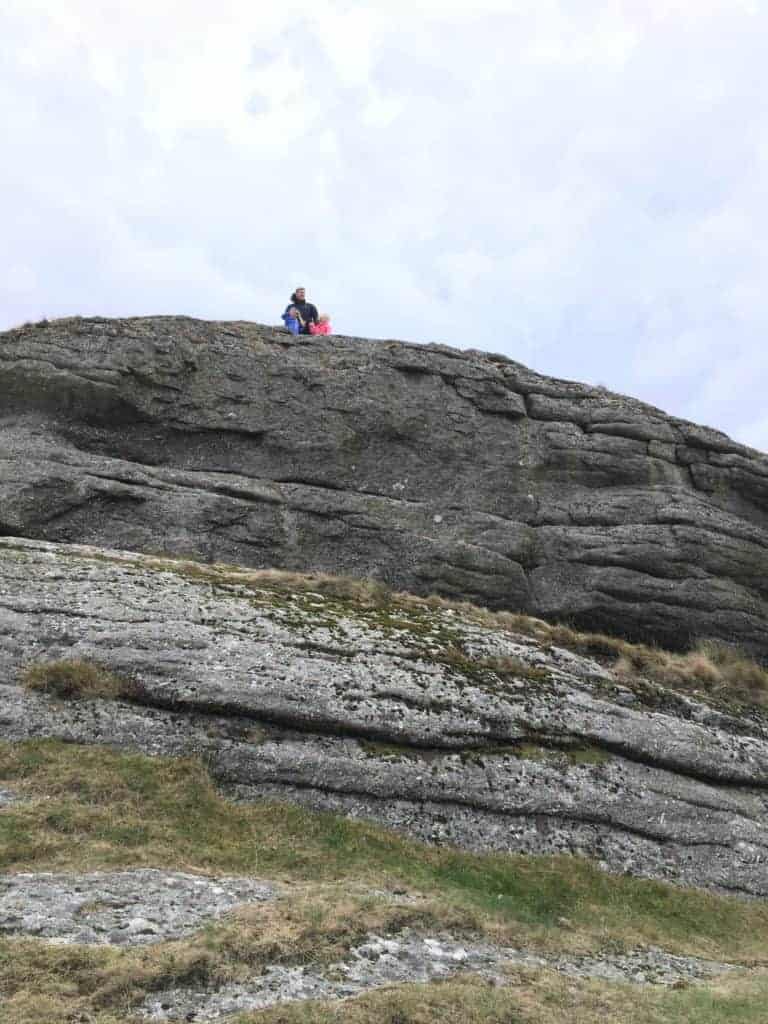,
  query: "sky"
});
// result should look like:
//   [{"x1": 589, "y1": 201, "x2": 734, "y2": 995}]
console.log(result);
[{"x1": 2, "y1": 0, "x2": 767, "y2": 451}]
